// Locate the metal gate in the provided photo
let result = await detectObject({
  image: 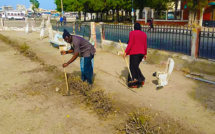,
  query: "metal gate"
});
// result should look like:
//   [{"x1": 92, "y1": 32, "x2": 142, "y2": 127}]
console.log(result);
[{"x1": 199, "y1": 28, "x2": 215, "y2": 59}]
